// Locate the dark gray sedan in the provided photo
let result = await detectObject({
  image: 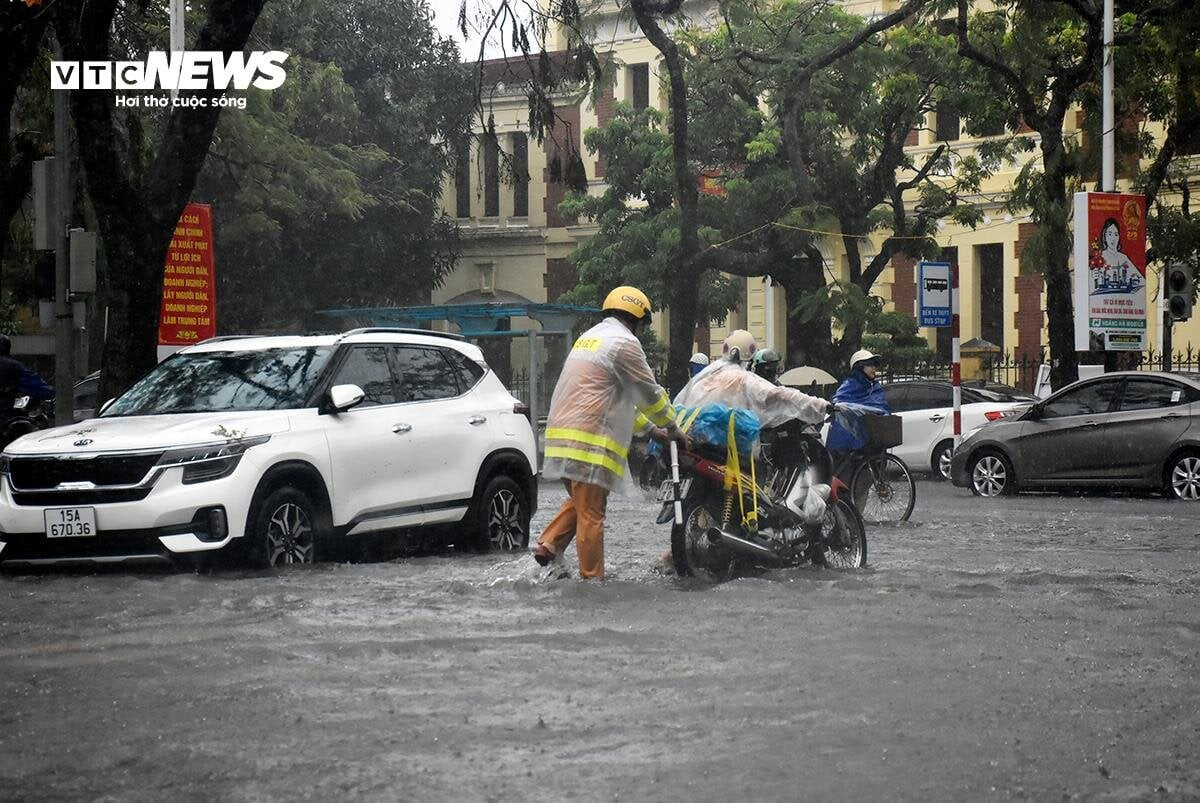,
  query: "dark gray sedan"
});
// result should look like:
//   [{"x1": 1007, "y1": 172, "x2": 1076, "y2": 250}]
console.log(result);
[{"x1": 950, "y1": 371, "x2": 1200, "y2": 500}]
